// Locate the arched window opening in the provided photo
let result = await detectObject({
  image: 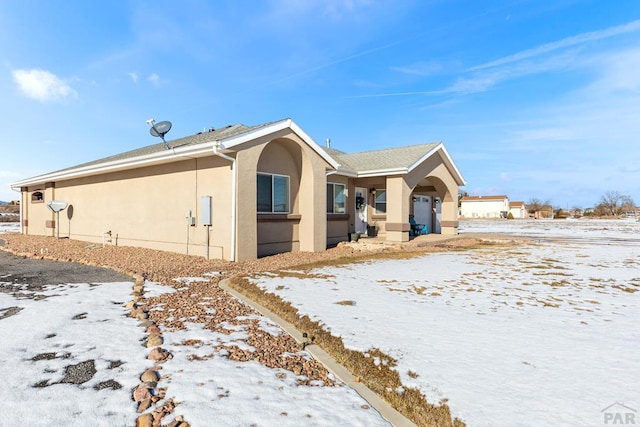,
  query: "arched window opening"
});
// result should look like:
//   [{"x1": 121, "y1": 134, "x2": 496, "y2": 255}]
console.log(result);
[{"x1": 31, "y1": 191, "x2": 44, "y2": 203}]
